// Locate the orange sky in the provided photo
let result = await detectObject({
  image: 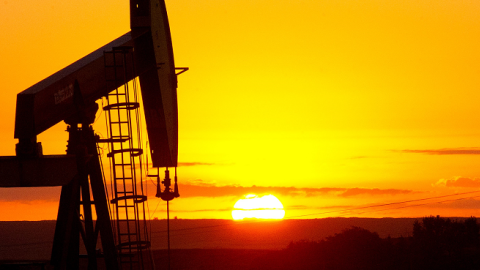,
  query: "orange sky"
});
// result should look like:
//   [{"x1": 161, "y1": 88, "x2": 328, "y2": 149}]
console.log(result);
[{"x1": 2, "y1": 0, "x2": 480, "y2": 220}]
